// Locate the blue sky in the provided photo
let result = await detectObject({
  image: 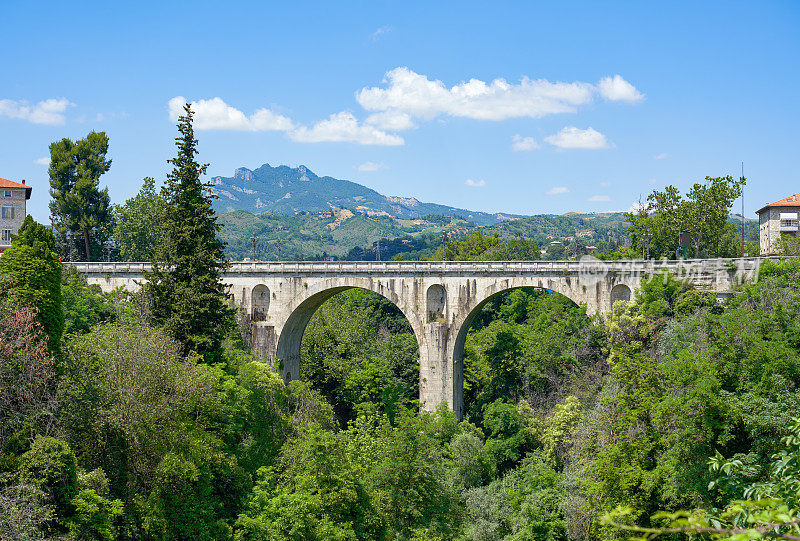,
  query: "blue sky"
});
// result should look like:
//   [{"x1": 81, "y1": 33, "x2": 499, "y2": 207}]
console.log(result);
[{"x1": 2, "y1": 1, "x2": 798, "y2": 222}]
